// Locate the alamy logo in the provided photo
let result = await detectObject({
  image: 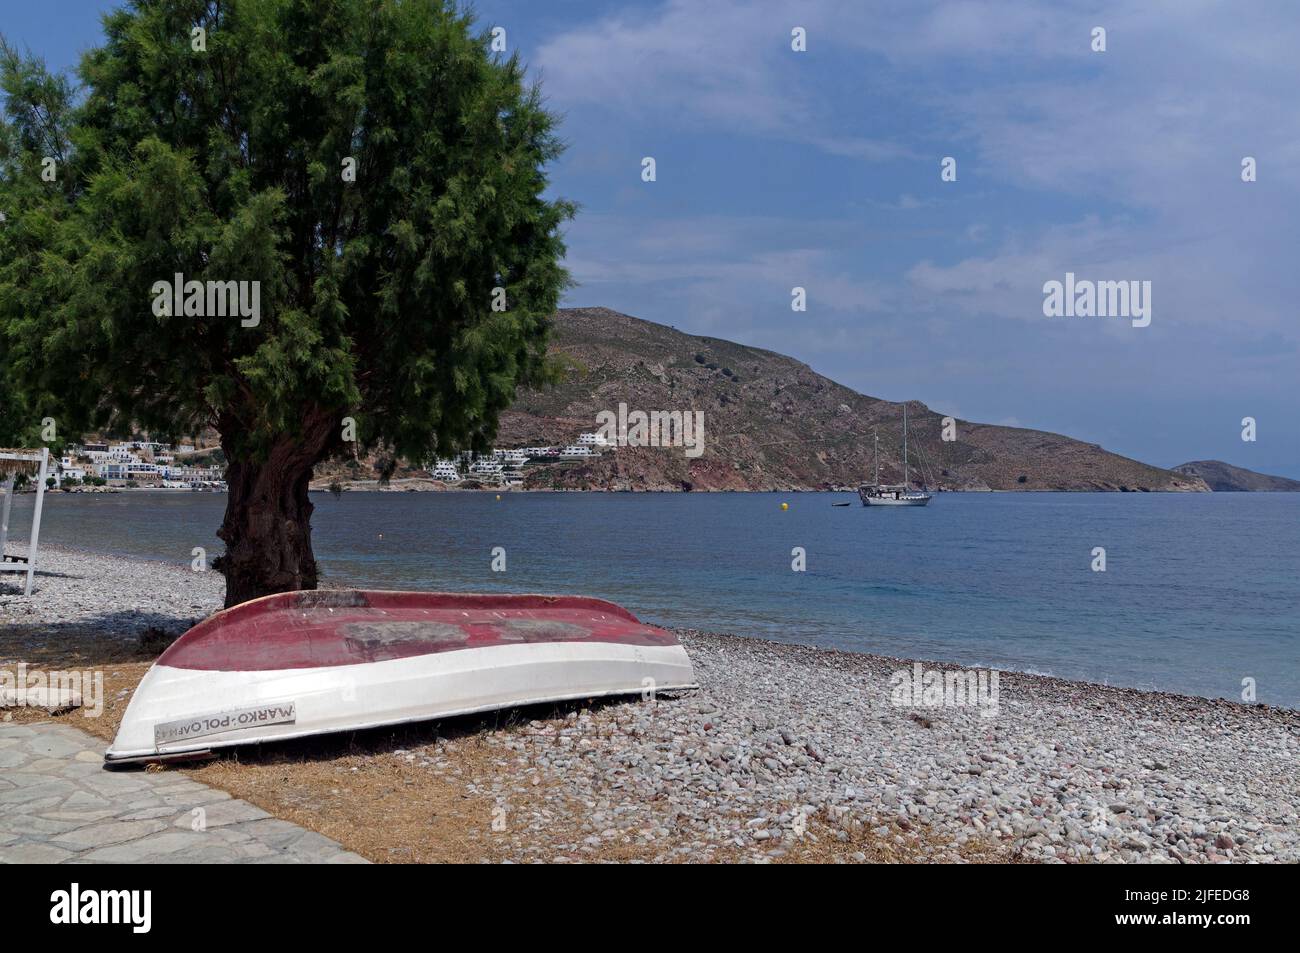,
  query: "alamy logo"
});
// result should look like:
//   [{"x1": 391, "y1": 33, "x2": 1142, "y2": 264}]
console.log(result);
[
  {"x1": 50, "y1": 884, "x2": 151, "y2": 933},
  {"x1": 595, "y1": 403, "x2": 705, "y2": 458},
  {"x1": 1042, "y1": 272, "x2": 1151, "y2": 327},
  {"x1": 1, "y1": 664, "x2": 103, "y2": 717},
  {"x1": 889, "y1": 663, "x2": 1000, "y2": 718},
  {"x1": 151, "y1": 273, "x2": 261, "y2": 327}
]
